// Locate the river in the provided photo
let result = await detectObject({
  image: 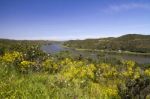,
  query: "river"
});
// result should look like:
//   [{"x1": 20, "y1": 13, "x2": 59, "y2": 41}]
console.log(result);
[{"x1": 41, "y1": 44, "x2": 150, "y2": 64}]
